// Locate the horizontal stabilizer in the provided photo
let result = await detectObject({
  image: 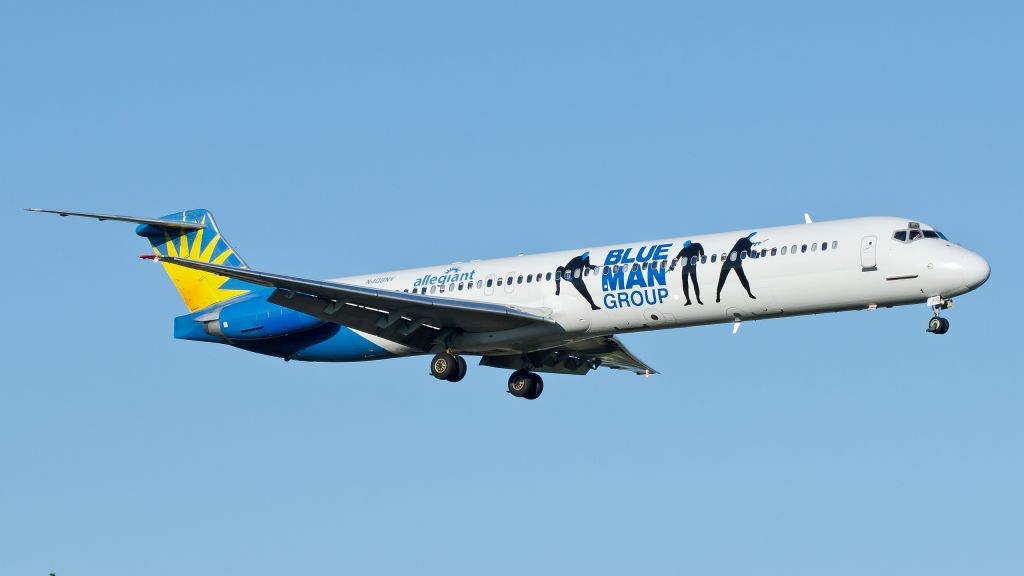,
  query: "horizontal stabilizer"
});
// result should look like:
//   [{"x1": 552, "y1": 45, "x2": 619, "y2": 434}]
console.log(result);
[{"x1": 26, "y1": 208, "x2": 204, "y2": 230}]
